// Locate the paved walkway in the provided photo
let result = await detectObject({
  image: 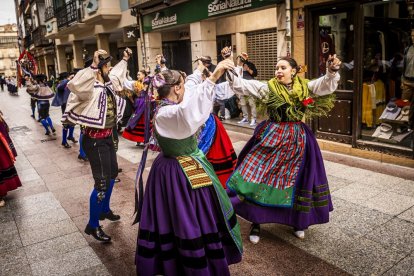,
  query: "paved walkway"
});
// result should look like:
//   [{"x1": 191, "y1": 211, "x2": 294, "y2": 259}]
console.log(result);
[{"x1": 0, "y1": 89, "x2": 413, "y2": 275}]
